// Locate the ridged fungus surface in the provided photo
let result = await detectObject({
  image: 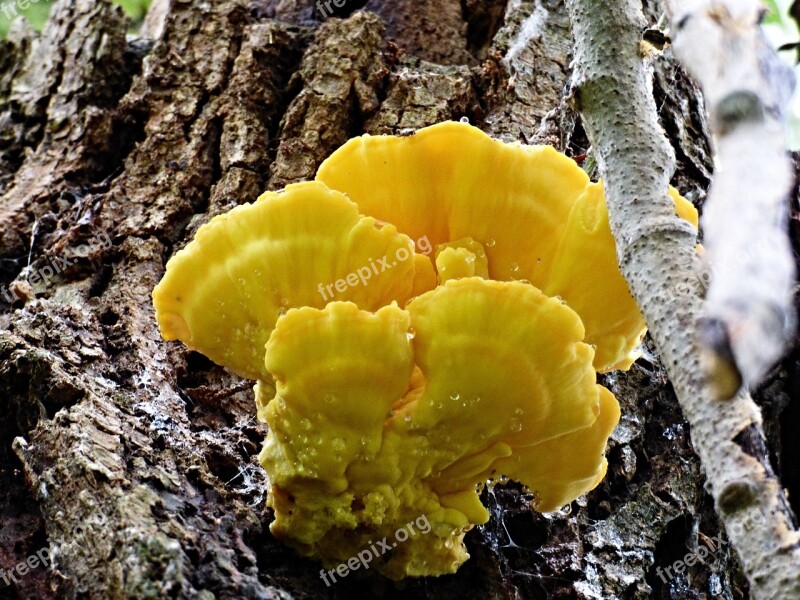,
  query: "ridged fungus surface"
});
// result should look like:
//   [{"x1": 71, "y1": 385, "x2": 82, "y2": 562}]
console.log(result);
[{"x1": 153, "y1": 121, "x2": 697, "y2": 579}]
